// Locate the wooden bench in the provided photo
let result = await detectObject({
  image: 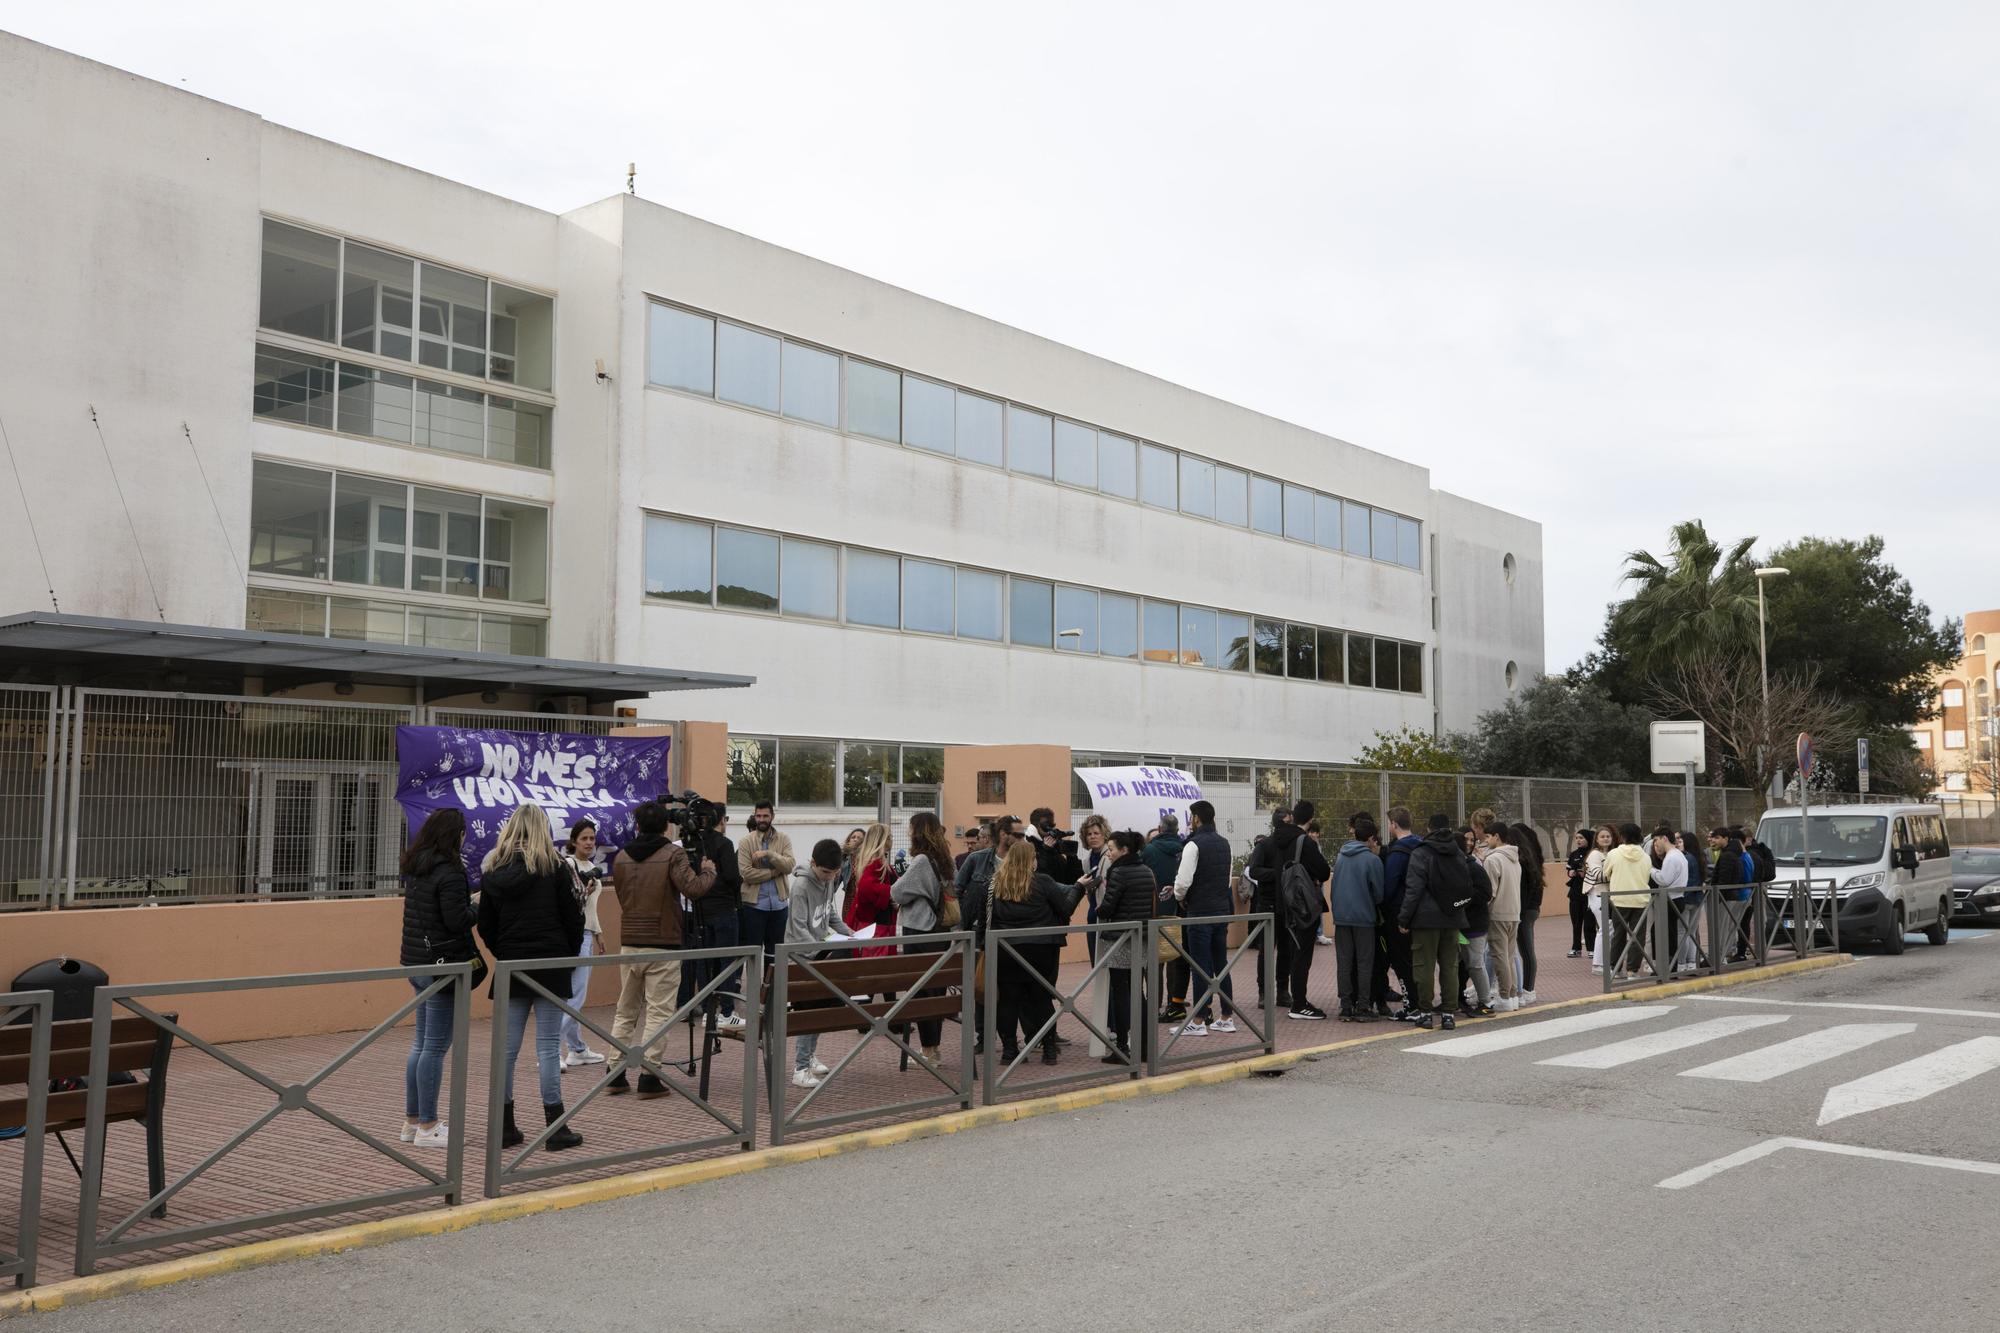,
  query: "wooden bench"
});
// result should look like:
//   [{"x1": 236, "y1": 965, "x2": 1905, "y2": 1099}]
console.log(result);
[
  {"x1": 0, "y1": 1014, "x2": 173, "y2": 1218},
  {"x1": 752, "y1": 952, "x2": 963, "y2": 1068}
]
